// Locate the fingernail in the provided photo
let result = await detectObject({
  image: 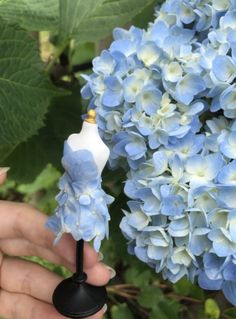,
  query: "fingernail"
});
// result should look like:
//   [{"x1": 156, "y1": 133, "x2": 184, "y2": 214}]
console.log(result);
[
  {"x1": 102, "y1": 303, "x2": 108, "y2": 314},
  {"x1": 0, "y1": 167, "x2": 10, "y2": 175},
  {"x1": 105, "y1": 265, "x2": 116, "y2": 279},
  {"x1": 98, "y1": 251, "x2": 104, "y2": 261}
]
